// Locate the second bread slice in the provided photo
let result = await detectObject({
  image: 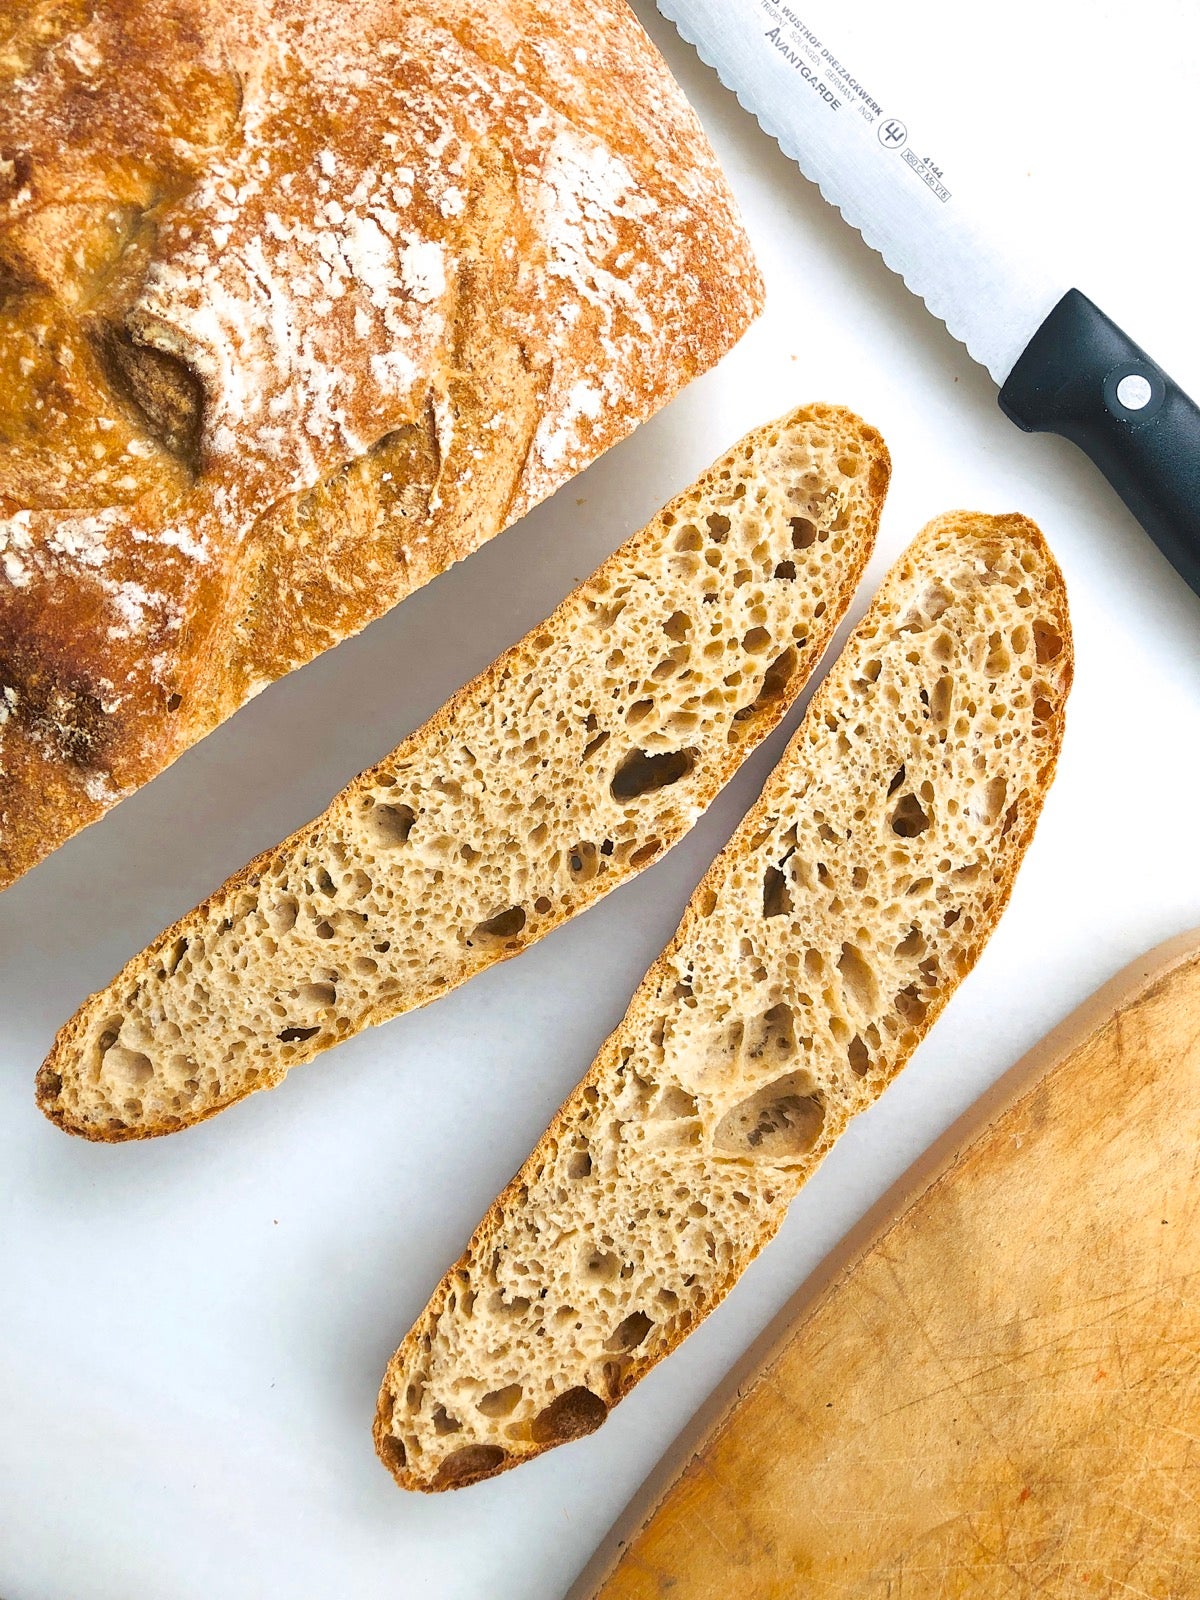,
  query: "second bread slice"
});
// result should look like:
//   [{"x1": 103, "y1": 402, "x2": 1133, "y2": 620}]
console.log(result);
[{"x1": 38, "y1": 404, "x2": 888, "y2": 1139}]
